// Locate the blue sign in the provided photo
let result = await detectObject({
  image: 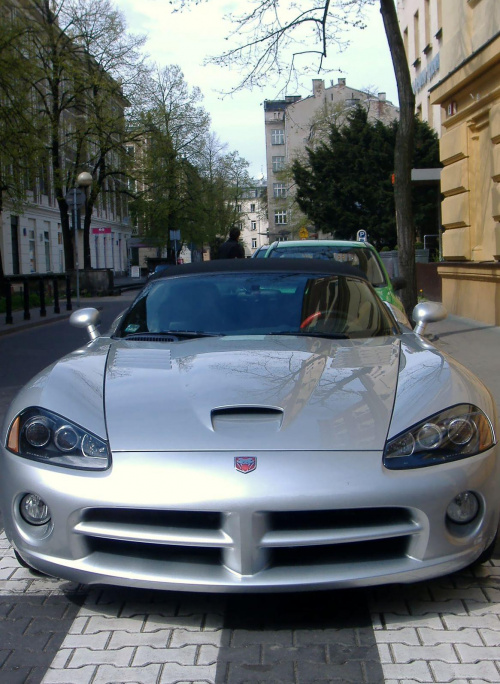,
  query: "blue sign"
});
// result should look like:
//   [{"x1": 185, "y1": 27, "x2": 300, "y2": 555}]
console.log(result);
[{"x1": 357, "y1": 230, "x2": 367, "y2": 242}]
